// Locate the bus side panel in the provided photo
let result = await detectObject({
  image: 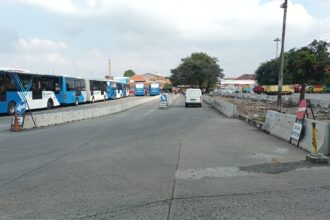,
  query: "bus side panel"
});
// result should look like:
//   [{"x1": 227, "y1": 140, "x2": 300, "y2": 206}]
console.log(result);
[
  {"x1": 0, "y1": 101, "x2": 7, "y2": 114},
  {"x1": 3, "y1": 91, "x2": 23, "y2": 111},
  {"x1": 57, "y1": 77, "x2": 76, "y2": 105},
  {"x1": 80, "y1": 91, "x2": 87, "y2": 103},
  {"x1": 0, "y1": 72, "x2": 8, "y2": 113},
  {"x1": 85, "y1": 80, "x2": 91, "y2": 102}
]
